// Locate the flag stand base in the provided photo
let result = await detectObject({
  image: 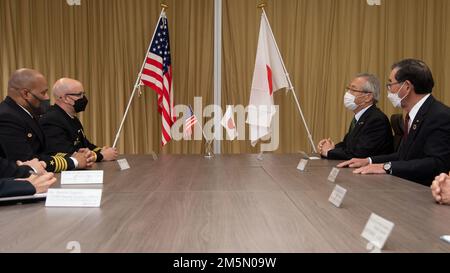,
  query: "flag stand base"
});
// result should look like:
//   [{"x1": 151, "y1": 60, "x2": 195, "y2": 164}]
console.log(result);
[{"x1": 204, "y1": 140, "x2": 214, "y2": 159}]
